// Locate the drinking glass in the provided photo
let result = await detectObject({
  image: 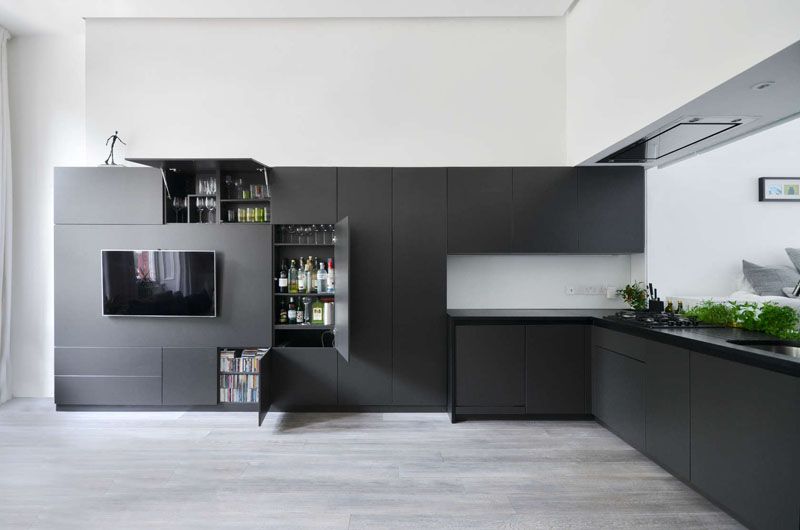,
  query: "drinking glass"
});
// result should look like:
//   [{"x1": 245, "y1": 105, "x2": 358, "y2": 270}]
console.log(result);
[
  {"x1": 208, "y1": 177, "x2": 217, "y2": 196},
  {"x1": 206, "y1": 197, "x2": 216, "y2": 223},
  {"x1": 303, "y1": 226, "x2": 313, "y2": 244},
  {"x1": 235, "y1": 177, "x2": 244, "y2": 199},
  {"x1": 196, "y1": 197, "x2": 206, "y2": 223},
  {"x1": 224, "y1": 175, "x2": 233, "y2": 199},
  {"x1": 172, "y1": 196, "x2": 184, "y2": 223}
]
